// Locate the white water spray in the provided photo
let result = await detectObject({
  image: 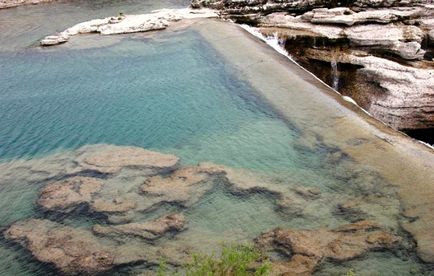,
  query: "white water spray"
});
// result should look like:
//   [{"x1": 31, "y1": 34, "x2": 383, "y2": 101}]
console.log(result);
[{"x1": 331, "y1": 59, "x2": 339, "y2": 90}]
